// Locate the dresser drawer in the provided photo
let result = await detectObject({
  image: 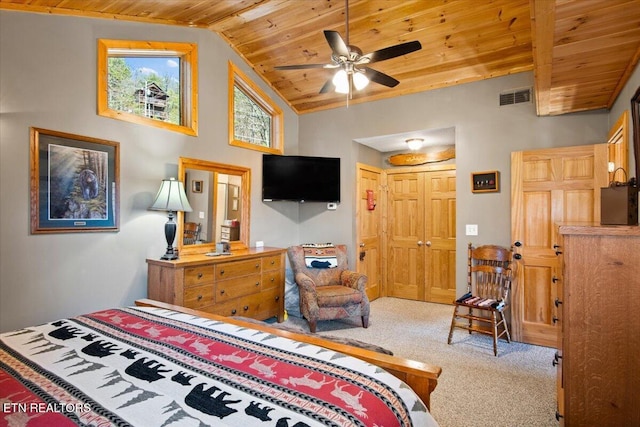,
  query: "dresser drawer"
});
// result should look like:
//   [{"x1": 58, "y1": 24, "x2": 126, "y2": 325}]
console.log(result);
[
  {"x1": 216, "y1": 259, "x2": 261, "y2": 280},
  {"x1": 243, "y1": 289, "x2": 281, "y2": 320},
  {"x1": 216, "y1": 274, "x2": 261, "y2": 302},
  {"x1": 184, "y1": 284, "x2": 214, "y2": 309},
  {"x1": 184, "y1": 266, "x2": 214, "y2": 287},
  {"x1": 211, "y1": 289, "x2": 281, "y2": 319},
  {"x1": 261, "y1": 254, "x2": 282, "y2": 271},
  {"x1": 262, "y1": 269, "x2": 283, "y2": 290}
]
